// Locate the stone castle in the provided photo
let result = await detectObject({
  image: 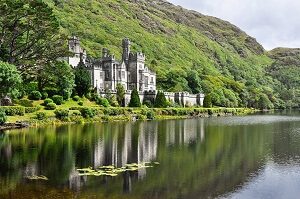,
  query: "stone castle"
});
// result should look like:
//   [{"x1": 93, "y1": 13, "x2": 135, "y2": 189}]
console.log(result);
[
  {"x1": 68, "y1": 36, "x2": 156, "y2": 92},
  {"x1": 67, "y1": 36, "x2": 204, "y2": 106}
]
